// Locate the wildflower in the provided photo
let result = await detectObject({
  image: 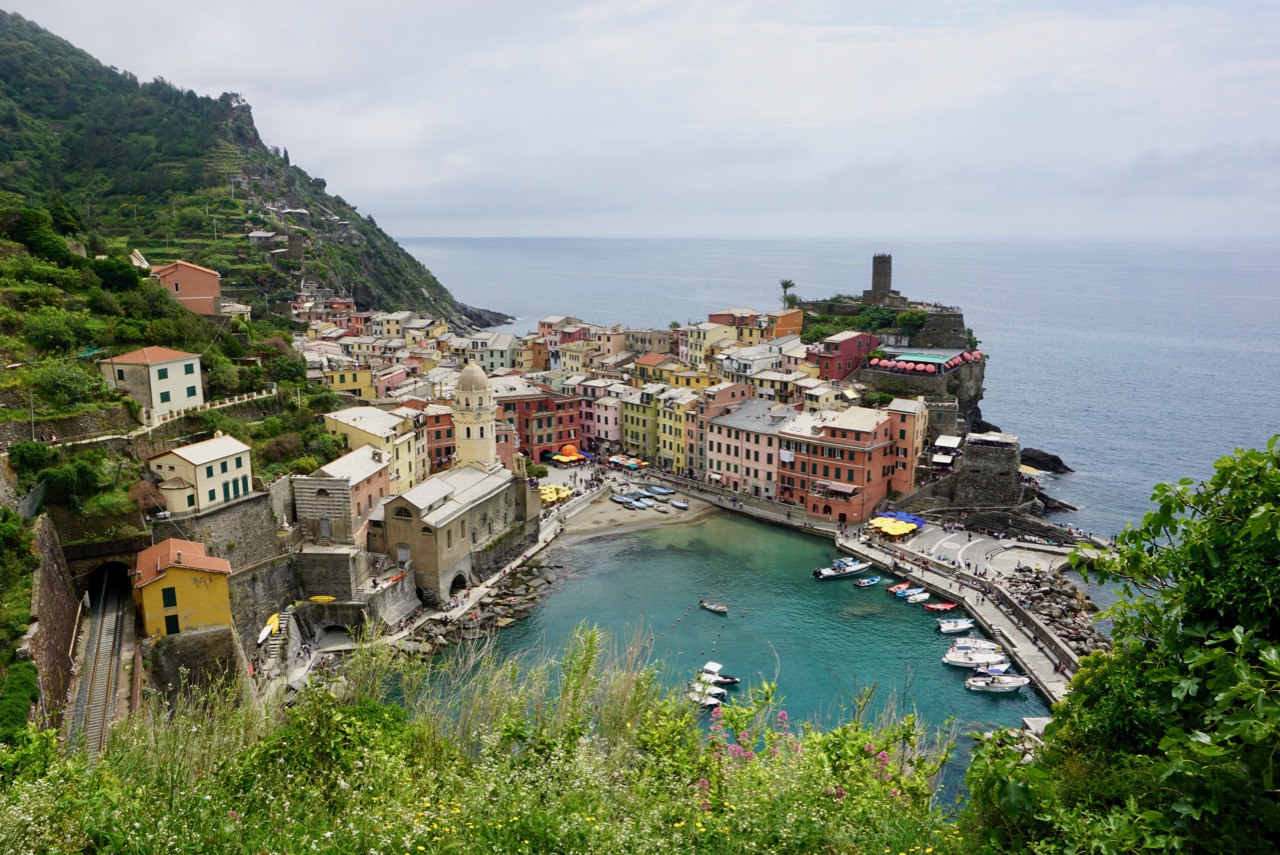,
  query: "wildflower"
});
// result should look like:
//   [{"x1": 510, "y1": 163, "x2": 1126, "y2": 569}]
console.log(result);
[
  {"x1": 877, "y1": 750, "x2": 890, "y2": 765},
  {"x1": 674, "y1": 820, "x2": 686, "y2": 828},
  {"x1": 866, "y1": 743, "x2": 876, "y2": 753},
  {"x1": 697, "y1": 779, "x2": 709, "y2": 790}
]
